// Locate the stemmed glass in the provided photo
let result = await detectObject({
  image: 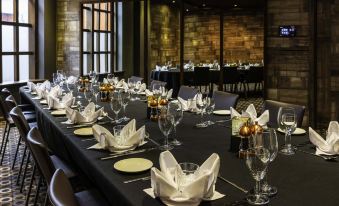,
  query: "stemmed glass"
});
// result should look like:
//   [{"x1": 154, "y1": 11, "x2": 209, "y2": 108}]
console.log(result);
[
  {"x1": 110, "y1": 94, "x2": 122, "y2": 123},
  {"x1": 52, "y1": 73, "x2": 60, "y2": 86},
  {"x1": 261, "y1": 129, "x2": 279, "y2": 196},
  {"x1": 89, "y1": 70, "x2": 97, "y2": 83},
  {"x1": 167, "y1": 101, "x2": 183, "y2": 146},
  {"x1": 107, "y1": 74, "x2": 114, "y2": 84},
  {"x1": 278, "y1": 107, "x2": 297, "y2": 155},
  {"x1": 158, "y1": 107, "x2": 174, "y2": 151},
  {"x1": 92, "y1": 83, "x2": 101, "y2": 108},
  {"x1": 195, "y1": 93, "x2": 208, "y2": 128},
  {"x1": 128, "y1": 79, "x2": 136, "y2": 101},
  {"x1": 84, "y1": 87, "x2": 93, "y2": 103},
  {"x1": 120, "y1": 91, "x2": 131, "y2": 122},
  {"x1": 205, "y1": 98, "x2": 215, "y2": 126},
  {"x1": 245, "y1": 134, "x2": 271, "y2": 205},
  {"x1": 175, "y1": 163, "x2": 199, "y2": 196}
]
